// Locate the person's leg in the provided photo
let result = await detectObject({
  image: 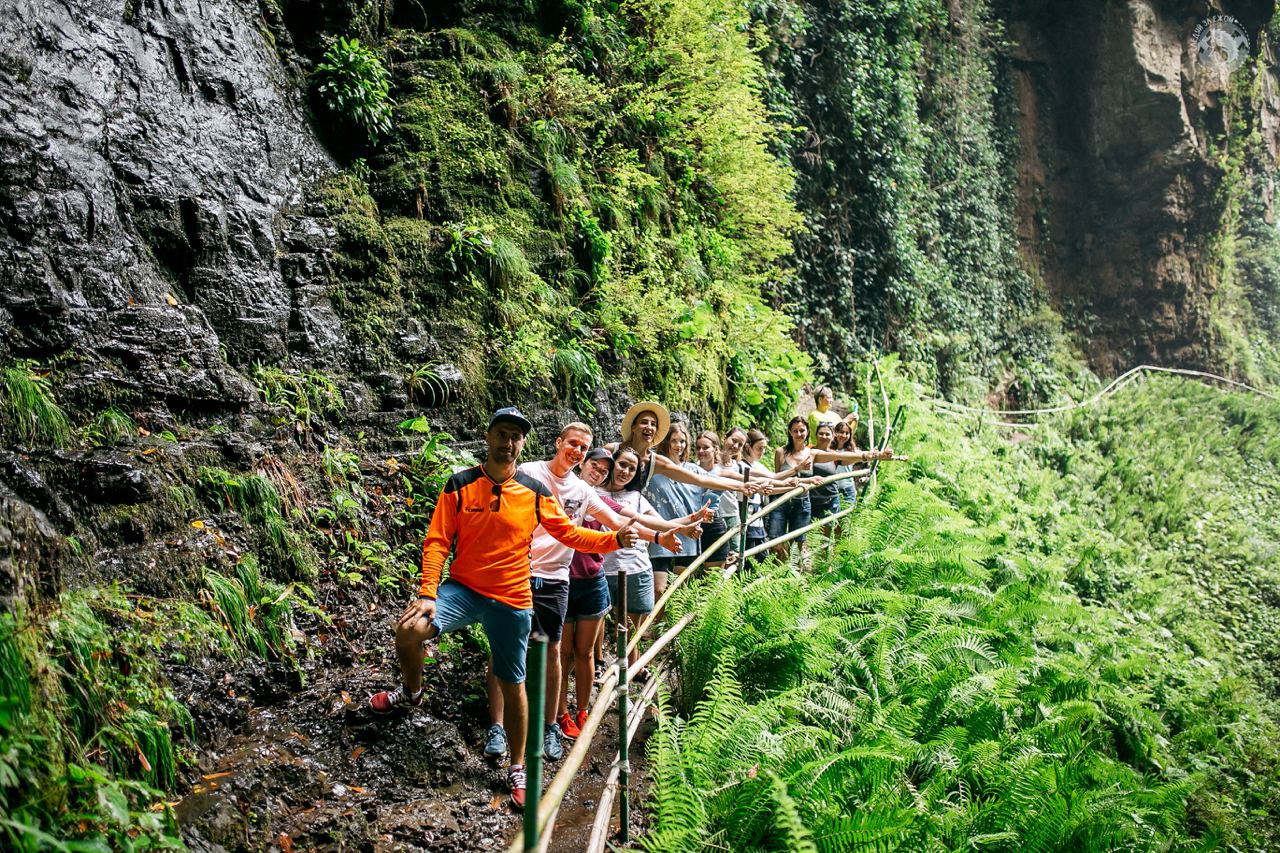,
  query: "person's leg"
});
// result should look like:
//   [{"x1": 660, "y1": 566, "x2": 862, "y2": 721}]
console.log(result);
[
  {"x1": 558, "y1": 619, "x2": 576, "y2": 720},
  {"x1": 575, "y1": 615, "x2": 602, "y2": 710},
  {"x1": 486, "y1": 659, "x2": 503, "y2": 727},
  {"x1": 499, "y1": 677, "x2": 528, "y2": 769},
  {"x1": 395, "y1": 616, "x2": 438, "y2": 696},
  {"x1": 480, "y1": 597, "x2": 533, "y2": 771},
  {"x1": 374, "y1": 581, "x2": 471, "y2": 711},
  {"x1": 626, "y1": 570, "x2": 655, "y2": 669}
]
